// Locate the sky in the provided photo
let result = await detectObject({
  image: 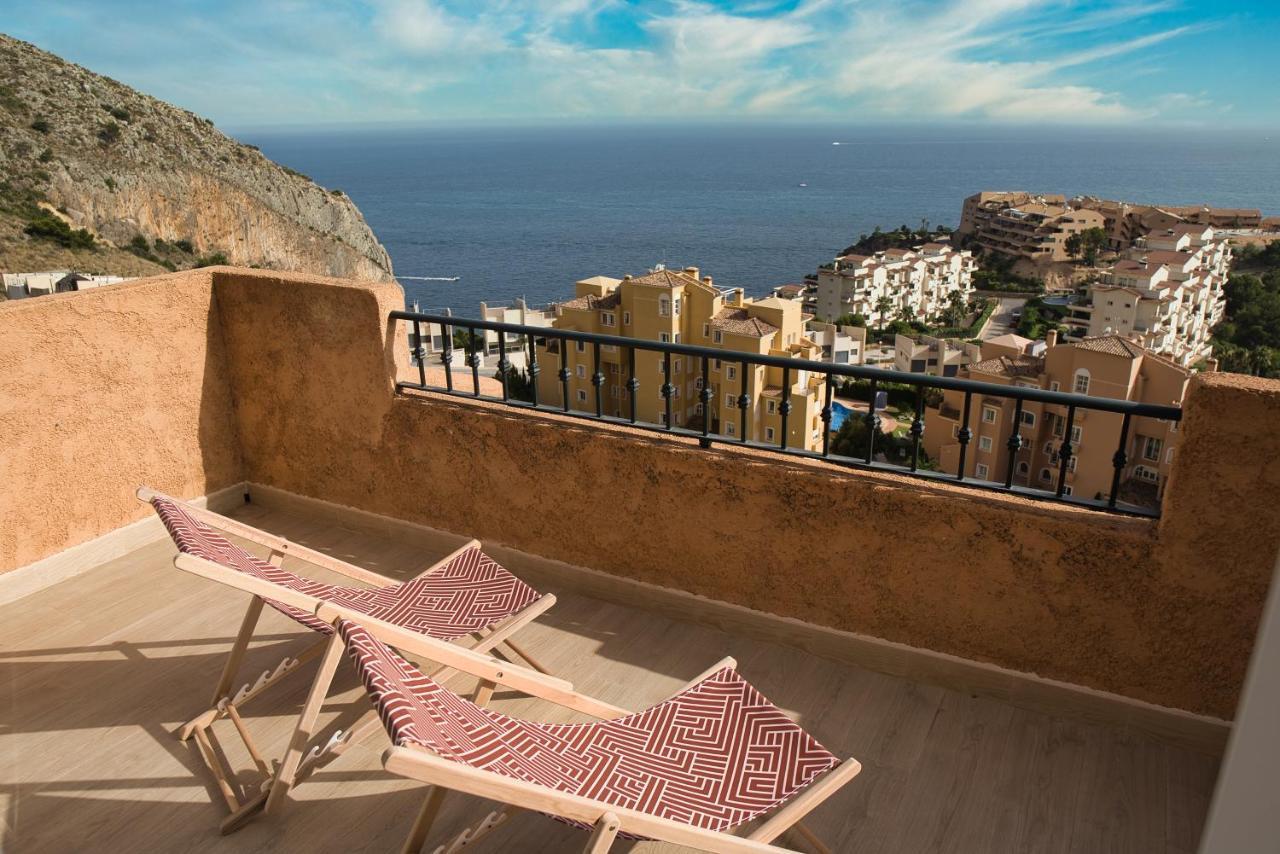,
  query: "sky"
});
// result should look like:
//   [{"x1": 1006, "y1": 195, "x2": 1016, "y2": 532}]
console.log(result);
[{"x1": 7, "y1": 0, "x2": 1279, "y2": 129}]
